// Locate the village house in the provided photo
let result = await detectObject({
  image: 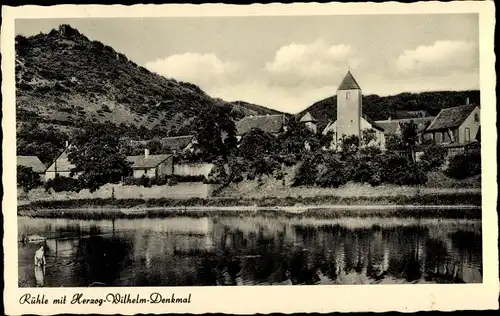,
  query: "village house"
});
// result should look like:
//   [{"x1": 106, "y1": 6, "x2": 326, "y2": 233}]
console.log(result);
[
  {"x1": 126, "y1": 149, "x2": 173, "y2": 178},
  {"x1": 299, "y1": 112, "x2": 318, "y2": 133},
  {"x1": 17, "y1": 155, "x2": 47, "y2": 182},
  {"x1": 423, "y1": 101, "x2": 480, "y2": 151},
  {"x1": 44, "y1": 141, "x2": 78, "y2": 181},
  {"x1": 322, "y1": 71, "x2": 386, "y2": 149},
  {"x1": 375, "y1": 116, "x2": 435, "y2": 143},
  {"x1": 129, "y1": 135, "x2": 196, "y2": 155},
  {"x1": 235, "y1": 114, "x2": 287, "y2": 141}
]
